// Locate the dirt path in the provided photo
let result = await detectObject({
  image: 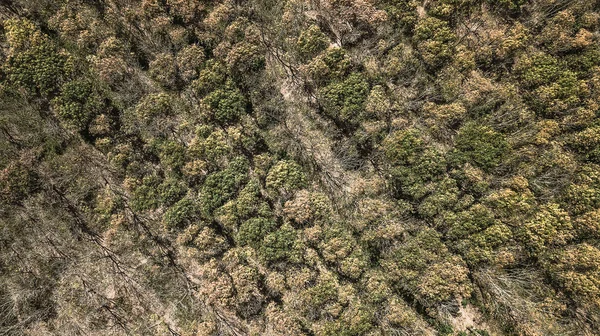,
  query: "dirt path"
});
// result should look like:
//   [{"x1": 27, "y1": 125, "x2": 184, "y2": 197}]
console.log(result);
[{"x1": 278, "y1": 76, "x2": 369, "y2": 205}]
